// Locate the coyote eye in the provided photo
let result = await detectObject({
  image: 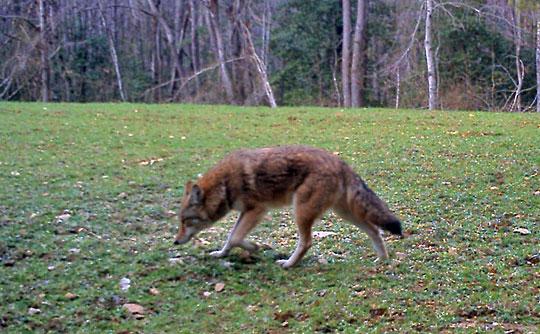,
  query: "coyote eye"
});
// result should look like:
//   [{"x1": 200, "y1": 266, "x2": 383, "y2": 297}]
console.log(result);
[{"x1": 183, "y1": 218, "x2": 199, "y2": 227}]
